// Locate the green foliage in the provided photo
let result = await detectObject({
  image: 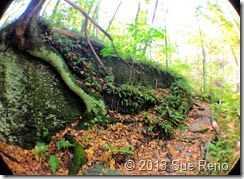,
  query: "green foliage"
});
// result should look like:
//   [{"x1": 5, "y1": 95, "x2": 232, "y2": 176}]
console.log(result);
[
  {"x1": 83, "y1": 115, "x2": 107, "y2": 129},
  {"x1": 103, "y1": 143, "x2": 134, "y2": 155},
  {"x1": 34, "y1": 142, "x2": 48, "y2": 159},
  {"x1": 118, "y1": 84, "x2": 157, "y2": 111},
  {"x1": 101, "y1": 23, "x2": 165, "y2": 61},
  {"x1": 56, "y1": 139, "x2": 74, "y2": 150},
  {"x1": 178, "y1": 124, "x2": 187, "y2": 132},
  {"x1": 65, "y1": 135, "x2": 88, "y2": 175},
  {"x1": 160, "y1": 122, "x2": 173, "y2": 135},
  {"x1": 146, "y1": 77, "x2": 191, "y2": 136},
  {"x1": 49, "y1": 155, "x2": 60, "y2": 174},
  {"x1": 202, "y1": 84, "x2": 240, "y2": 174}
]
